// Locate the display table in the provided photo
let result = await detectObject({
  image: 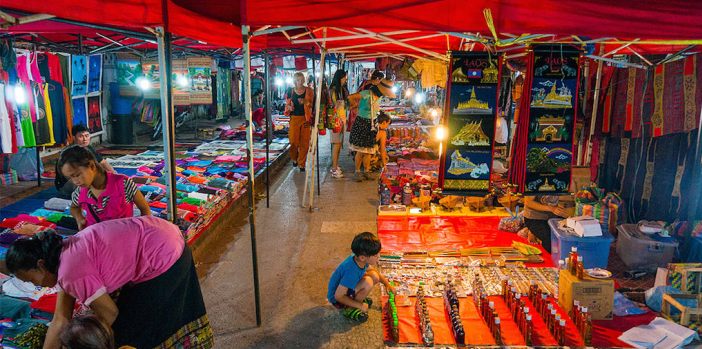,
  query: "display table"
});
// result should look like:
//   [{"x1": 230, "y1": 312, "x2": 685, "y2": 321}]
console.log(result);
[
  {"x1": 378, "y1": 205, "x2": 511, "y2": 217},
  {"x1": 378, "y1": 215, "x2": 655, "y2": 348}
]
